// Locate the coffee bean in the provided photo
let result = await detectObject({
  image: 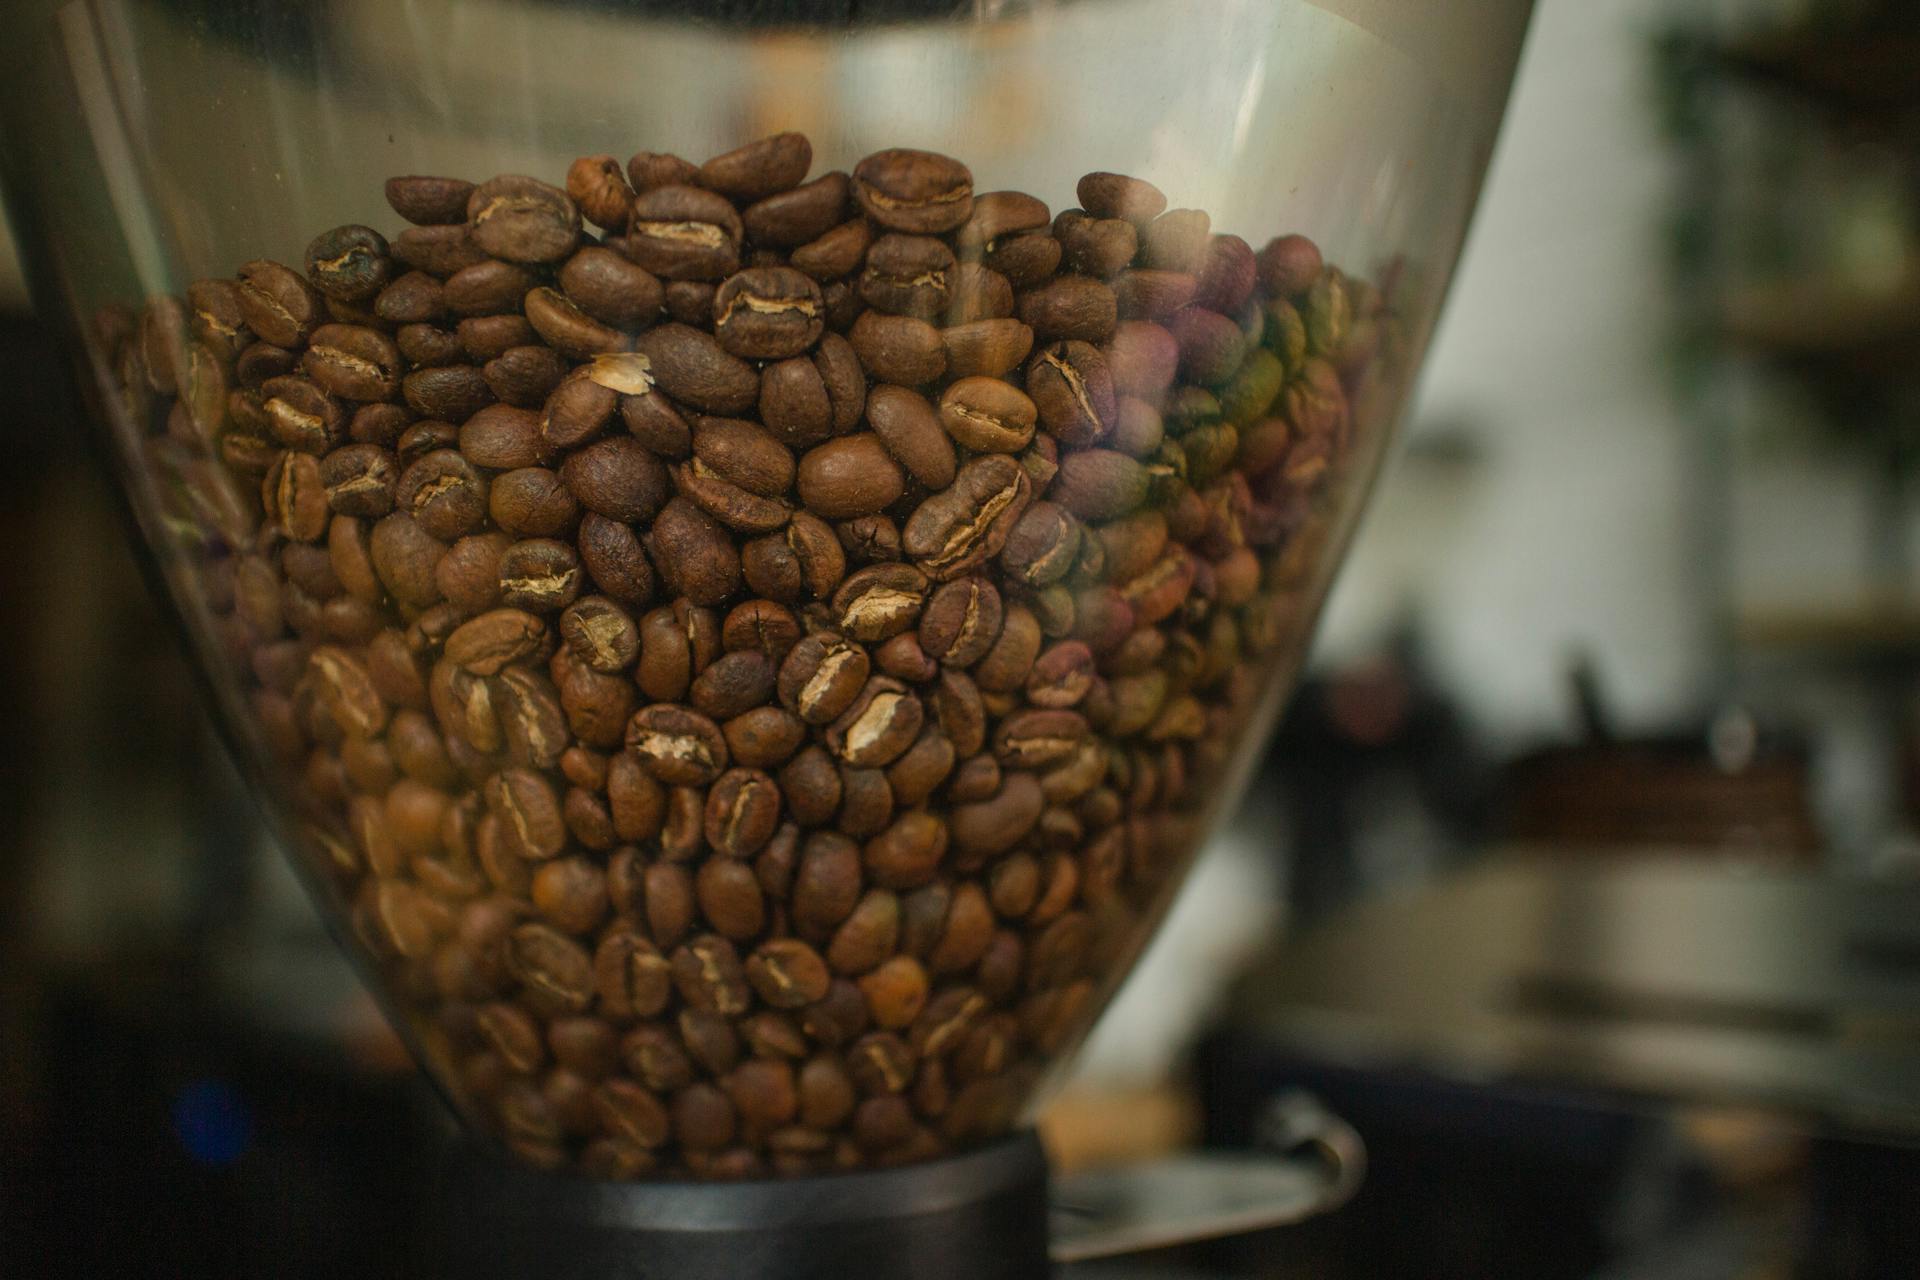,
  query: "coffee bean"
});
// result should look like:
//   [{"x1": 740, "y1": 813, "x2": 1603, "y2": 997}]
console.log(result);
[
  {"x1": 649, "y1": 497, "x2": 742, "y2": 606},
  {"x1": 634, "y1": 323, "x2": 759, "y2": 415},
  {"x1": 497, "y1": 537, "x2": 582, "y2": 612},
  {"x1": 796, "y1": 434, "x2": 905, "y2": 521},
  {"x1": 859, "y1": 234, "x2": 953, "y2": 320},
  {"x1": 778, "y1": 633, "x2": 870, "y2": 726},
  {"x1": 853, "y1": 149, "x2": 973, "y2": 234},
  {"x1": 672, "y1": 934, "x2": 751, "y2": 1016},
  {"x1": 901, "y1": 455, "x2": 1031, "y2": 581},
  {"x1": 1056, "y1": 211, "x2": 1138, "y2": 279},
  {"x1": 713, "y1": 267, "x2": 824, "y2": 360},
  {"x1": 525, "y1": 286, "x2": 626, "y2": 360},
  {"x1": 305, "y1": 225, "x2": 393, "y2": 303},
  {"x1": 827, "y1": 677, "x2": 923, "y2": 768},
  {"x1": 848, "y1": 311, "x2": 946, "y2": 387},
  {"x1": 790, "y1": 218, "x2": 875, "y2": 283},
  {"x1": 744, "y1": 171, "x2": 850, "y2": 248},
  {"x1": 626, "y1": 704, "x2": 729, "y2": 786},
  {"x1": 237, "y1": 260, "x2": 324, "y2": 348},
  {"x1": 467, "y1": 174, "x2": 580, "y2": 264},
  {"x1": 697, "y1": 855, "x2": 768, "y2": 940},
  {"x1": 919, "y1": 577, "x2": 1003, "y2": 667},
  {"x1": 627, "y1": 185, "x2": 743, "y2": 281}
]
